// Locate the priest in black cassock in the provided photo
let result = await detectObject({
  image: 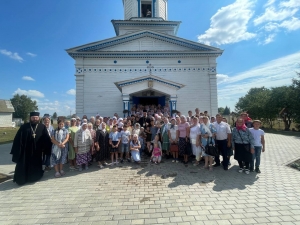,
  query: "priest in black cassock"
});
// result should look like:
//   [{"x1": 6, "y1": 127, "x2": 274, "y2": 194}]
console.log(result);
[{"x1": 10, "y1": 112, "x2": 52, "y2": 185}]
